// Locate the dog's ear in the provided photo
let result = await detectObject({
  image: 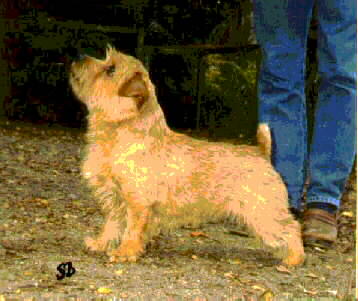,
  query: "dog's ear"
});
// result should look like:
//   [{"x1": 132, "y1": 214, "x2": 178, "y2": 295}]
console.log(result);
[{"x1": 119, "y1": 72, "x2": 148, "y2": 99}]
